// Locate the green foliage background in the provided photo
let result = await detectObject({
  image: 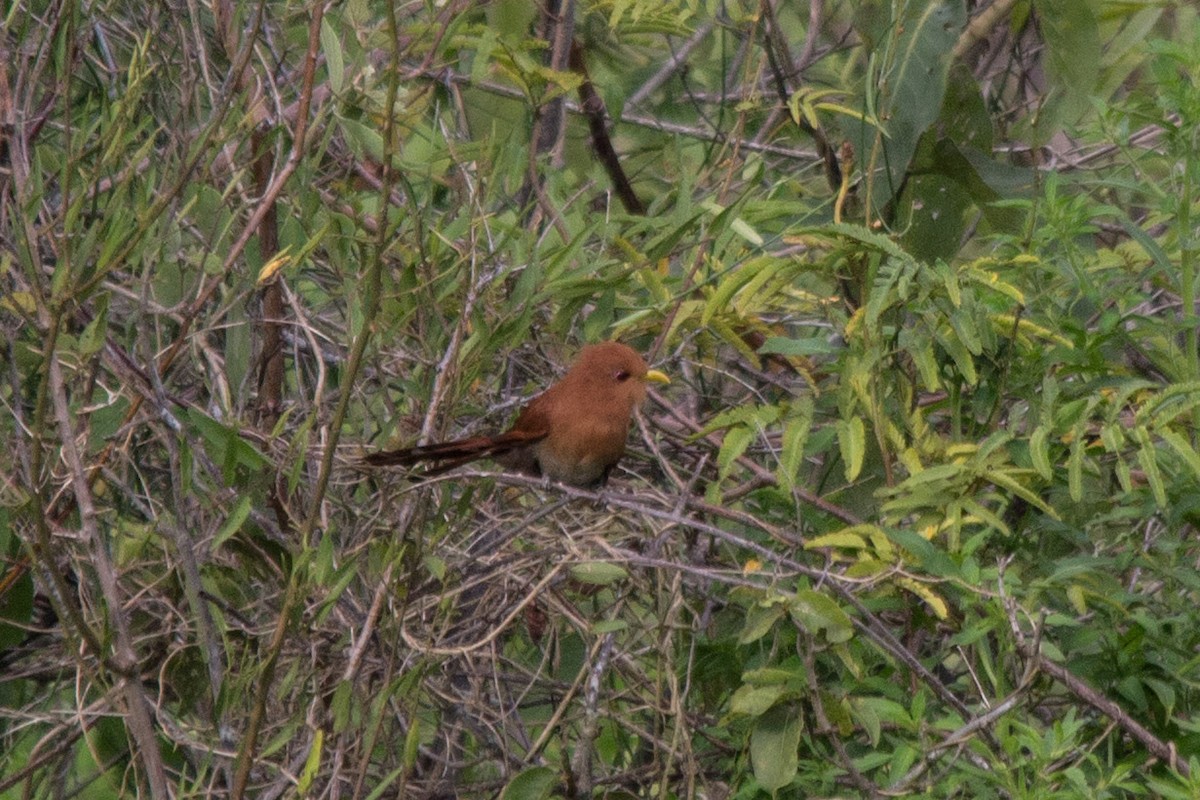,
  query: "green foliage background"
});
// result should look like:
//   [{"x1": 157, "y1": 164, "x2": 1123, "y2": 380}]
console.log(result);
[{"x1": 3, "y1": 0, "x2": 1200, "y2": 797}]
